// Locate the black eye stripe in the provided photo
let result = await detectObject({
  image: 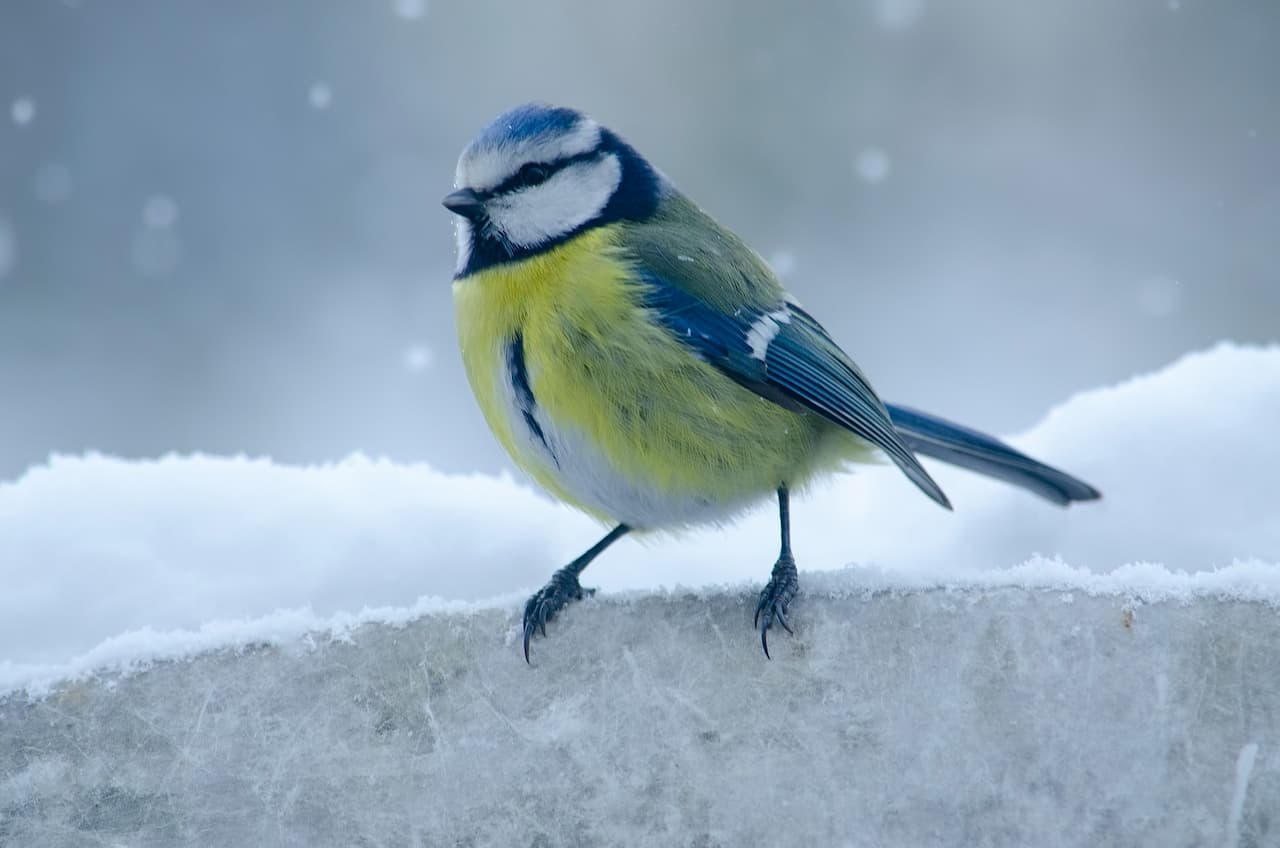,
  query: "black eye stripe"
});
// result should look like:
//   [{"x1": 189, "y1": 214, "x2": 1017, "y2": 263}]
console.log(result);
[{"x1": 480, "y1": 149, "x2": 603, "y2": 198}]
